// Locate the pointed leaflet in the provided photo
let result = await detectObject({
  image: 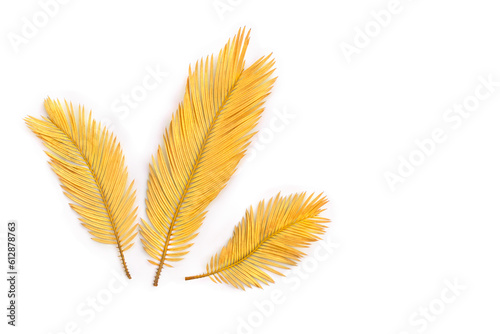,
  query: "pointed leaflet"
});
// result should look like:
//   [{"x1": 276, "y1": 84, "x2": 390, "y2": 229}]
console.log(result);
[
  {"x1": 141, "y1": 28, "x2": 276, "y2": 286},
  {"x1": 25, "y1": 99, "x2": 138, "y2": 278},
  {"x1": 185, "y1": 193, "x2": 330, "y2": 290}
]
